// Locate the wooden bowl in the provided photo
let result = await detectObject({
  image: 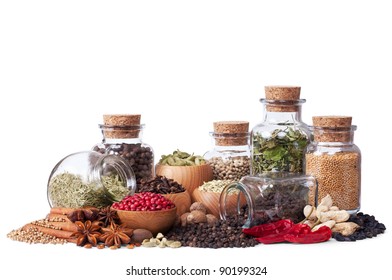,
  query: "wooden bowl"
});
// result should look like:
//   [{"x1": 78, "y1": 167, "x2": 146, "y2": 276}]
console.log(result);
[
  {"x1": 115, "y1": 207, "x2": 177, "y2": 235},
  {"x1": 155, "y1": 164, "x2": 213, "y2": 195},
  {"x1": 192, "y1": 188, "x2": 246, "y2": 218},
  {"x1": 162, "y1": 190, "x2": 191, "y2": 216}
]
